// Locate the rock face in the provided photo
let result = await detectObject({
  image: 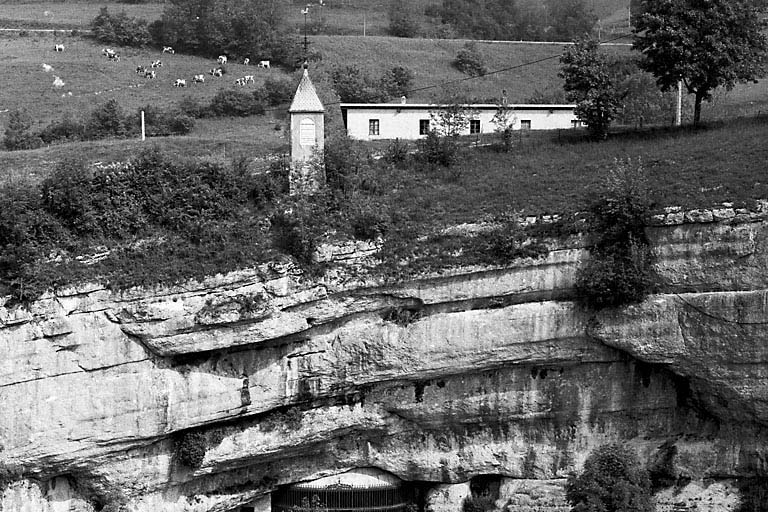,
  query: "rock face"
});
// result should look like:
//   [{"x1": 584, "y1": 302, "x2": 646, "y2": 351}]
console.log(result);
[{"x1": 3, "y1": 214, "x2": 768, "y2": 511}]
